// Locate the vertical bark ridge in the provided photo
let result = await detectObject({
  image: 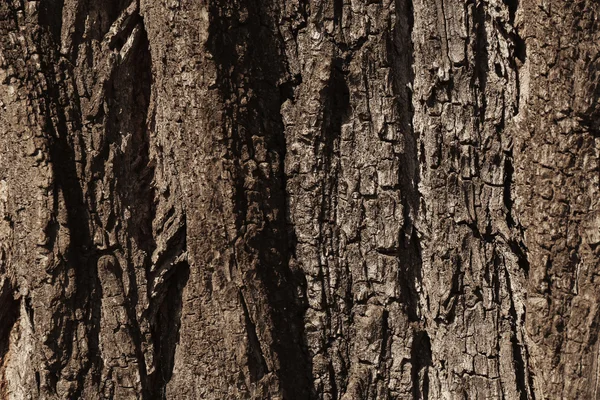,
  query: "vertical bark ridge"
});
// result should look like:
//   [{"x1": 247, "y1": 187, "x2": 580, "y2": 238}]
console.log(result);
[
  {"x1": 517, "y1": 1, "x2": 600, "y2": 398},
  {"x1": 205, "y1": 0, "x2": 313, "y2": 397}
]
